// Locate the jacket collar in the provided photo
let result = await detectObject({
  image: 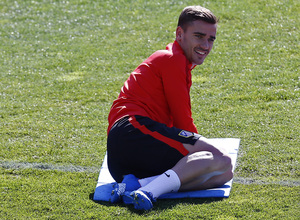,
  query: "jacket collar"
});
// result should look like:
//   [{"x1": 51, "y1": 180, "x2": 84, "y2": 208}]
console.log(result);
[{"x1": 172, "y1": 40, "x2": 196, "y2": 70}]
